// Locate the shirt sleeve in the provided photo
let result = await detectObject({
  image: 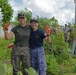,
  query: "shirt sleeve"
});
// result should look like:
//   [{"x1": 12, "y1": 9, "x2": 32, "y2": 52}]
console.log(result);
[{"x1": 11, "y1": 27, "x2": 16, "y2": 33}]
